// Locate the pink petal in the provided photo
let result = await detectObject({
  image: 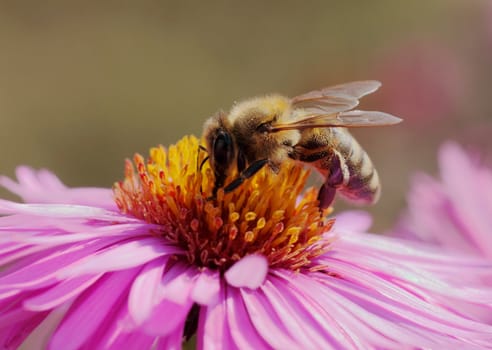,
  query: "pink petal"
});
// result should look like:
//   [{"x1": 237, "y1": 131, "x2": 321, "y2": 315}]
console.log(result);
[
  {"x1": 49, "y1": 268, "x2": 140, "y2": 350},
  {"x1": 57, "y1": 237, "x2": 180, "y2": 277},
  {"x1": 0, "y1": 288, "x2": 41, "y2": 313},
  {"x1": 0, "y1": 166, "x2": 115, "y2": 209},
  {"x1": 158, "y1": 263, "x2": 197, "y2": 305},
  {"x1": 138, "y1": 263, "x2": 197, "y2": 336},
  {"x1": 33, "y1": 168, "x2": 66, "y2": 189},
  {"x1": 319, "y1": 274, "x2": 488, "y2": 348},
  {"x1": 191, "y1": 269, "x2": 221, "y2": 305},
  {"x1": 327, "y1": 247, "x2": 492, "y2": 302},
  {"x1": 81, "y1": 300, "x2": 156, "y2": 350},
  {"x1": 332, "y1": 210, "x2": 373, "y2": 232},
  {"x1": 334, "y1": 231, "x2": 489, "y2": 266},
  {"x1": 224, "y1": 254, "x2": 268, "y2": 289},
  {"x1": 141, "y1": 298, "x2": 193, "y2": 337},
  {"x1": 100, "y1": 330, "x2": 156, "y2": 350},
  {"x1": 23, "y1": 274, "x2": 102, "y2": 311},
  {"x1": 58, "y1": 188, "x2": 116, "y2": 209},
  {"x1": 0, "y1": 200, "x2": 134, "y2": 222},
  {"x1": 226, "y1": 288, "x2": 270, "y2": 349},
  {"x1": 260, "y1": 277, "x2": 339, "y2": 349},
  {"x1": 322, "y1": 259, "x2": 492, "y2": 340},
  {"x1": 197, "y1": 287, "x2": 235, "y2": 350},
  {"x1": 295, "y1": 271, "x2": 445, "y2": 348},
  {"x1": 0, "y1": 239, "x2": 118, "y2": 291},
  {"x1": 20, "y1": 306, "x2": 67, "y2": 350},
  {"x1": 0, "y1": 309, "x2": 49, "y2": 349},
  {"x1": 0, "y1": 304, "x2": 45, "y2": 329},
  {"x1": 128, "y1": 257, "x2": 167, "y2": 325},
  {"x1": 155, "y1": 330, "x2": 182, "y2": 350},
  {"x1": 395, "y1": 173, "x2": 479, "y2": 253},
  {"x1": 240, "y1": 288, "x2": 302, "y2": 349},
  {"x1": 0, "y1": 243, "x2": 44, "y2": 267},
  {"x1": 8, "y1": 223, "x2": 159, "y2": 246},
  {"x1": 439, "y1": 142, "x2": 492, "y2": 256},
  {"x1": 0, "y1": 289, "x2": 21, "y2": 303},
  {"x1": 16, "y1": 166, "x2": 64, "y2": 191}
]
